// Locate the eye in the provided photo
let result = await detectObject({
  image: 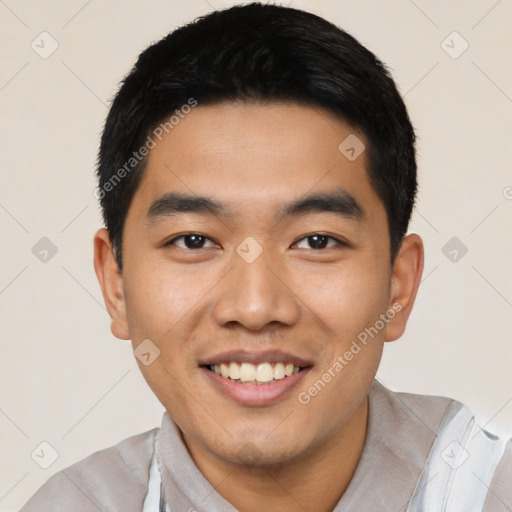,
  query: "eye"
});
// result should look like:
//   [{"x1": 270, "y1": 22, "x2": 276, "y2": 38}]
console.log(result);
[
  {"x1": 166, "y1": 233, "x2": 218, "y2": 250},
  {"x1": 292, "y1": 234, "x2": 344, "y2": 250}
]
